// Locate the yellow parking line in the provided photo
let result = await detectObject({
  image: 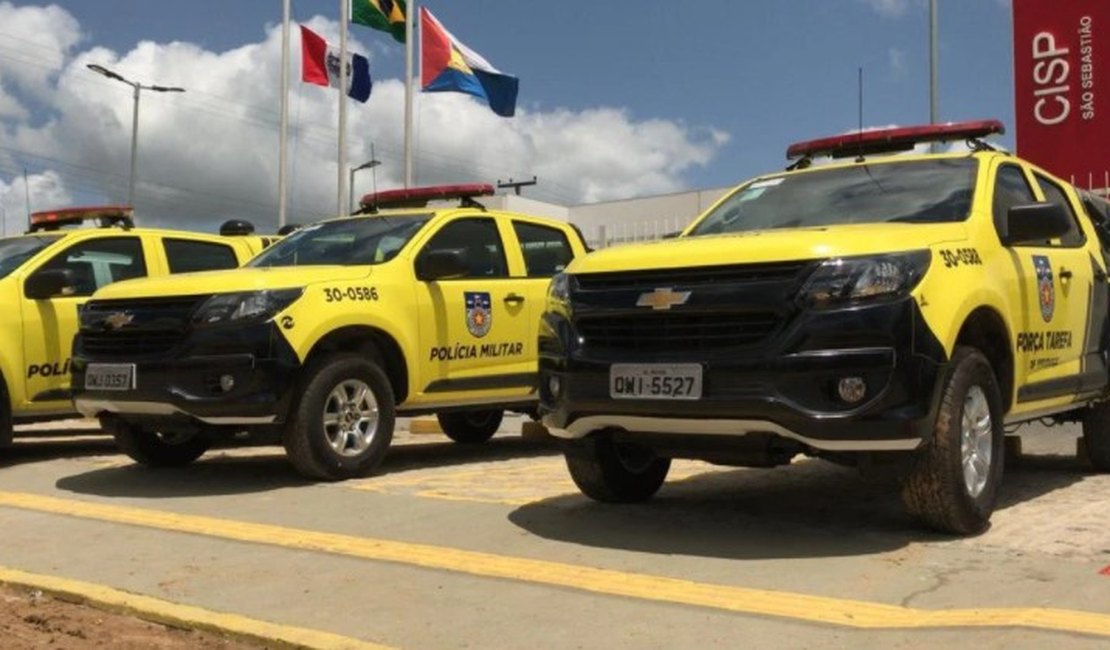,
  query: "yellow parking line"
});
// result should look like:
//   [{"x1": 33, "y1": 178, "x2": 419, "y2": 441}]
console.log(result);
[
  {"x1": 2, "y1": 491, "x2": 1109, "y2": 637},
  {"x1": 0, "y1": 564, "x2": 393, "y2": 650}
]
